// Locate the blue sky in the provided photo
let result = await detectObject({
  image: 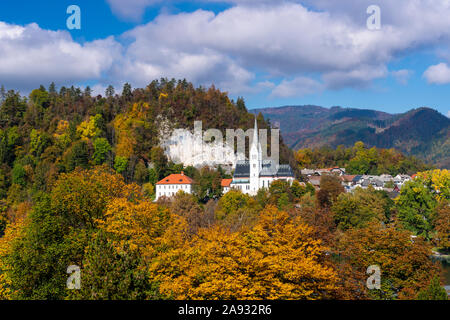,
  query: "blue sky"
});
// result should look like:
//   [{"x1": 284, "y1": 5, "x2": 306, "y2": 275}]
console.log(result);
[{"x1": 0, "y1": 0, "x2": 450, "y2": 117}]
